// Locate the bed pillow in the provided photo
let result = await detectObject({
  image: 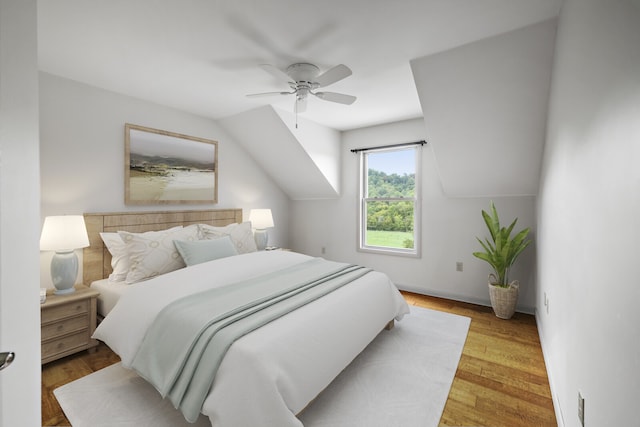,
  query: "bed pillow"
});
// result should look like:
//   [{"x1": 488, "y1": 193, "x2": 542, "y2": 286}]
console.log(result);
[
  {"x1": 99, "y1": 232, "x2": 130, "y2": 283},
  {"x1": 100, "y1": 226, "x2": 183, "y2": 283},
  {"x1": 198, "y1": 222, "x2": 257, "y2": 254},
  {"x1": 174, "y1": 236, "x2": 238, "y2": 266},
  {"x1": 118, "y1": 226, "x2": 198, "y2": 284}
]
